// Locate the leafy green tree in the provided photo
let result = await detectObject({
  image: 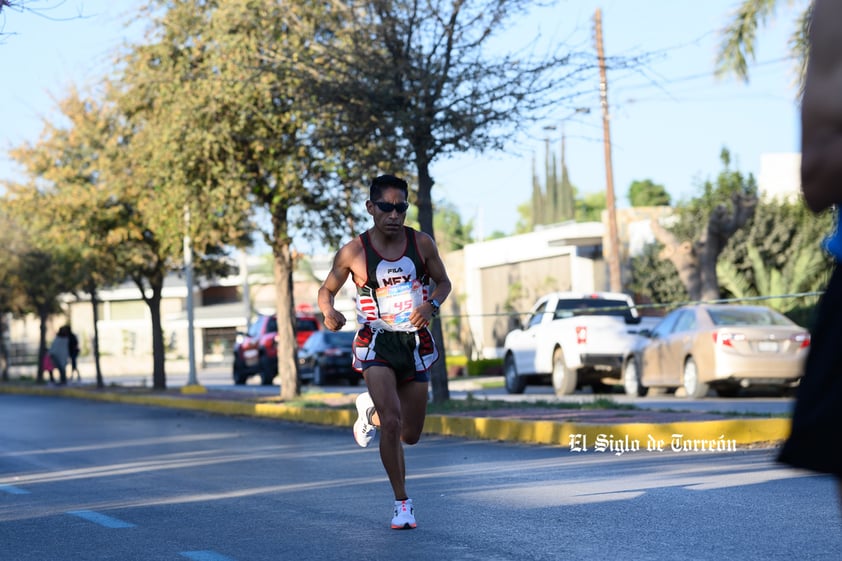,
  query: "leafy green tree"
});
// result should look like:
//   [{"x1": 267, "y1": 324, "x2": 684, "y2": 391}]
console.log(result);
[
  {"x1": 308, "y1": 0, "x2": 608, "y2": 402},
  {"x1": 6, "y1": 90, "x2": 135, "y2": 387},
  {"x1": 717, "y1": 197, "x2": 832, "y2": 322},
  {"x1": 120, "y1": 0, "x2": 387, "y2": 397},
  {"x1": 407, "y1": 200, "x2": 474, "y2": 252},
  {"x1": 0, "y1": 195, "x2": 83, "y2": 383},
  {"x1": 628, "y1": 179, "x2": 671, "y2": 207},
  {"x1": 628, "y1": 242, "x2": 688, "y2": 313},
  {"x1": 651, "y1": 148, "x2": 757, "y2": 301},
  {"x1": 529, "y1": 138, "x2": 577, "y2": 228},
  {"x1": 575, "y1": 192, "x2": 607, "y2": 223},
  {"x1": 0, "y1": 205, "x2": 29, "y2": 380}
]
